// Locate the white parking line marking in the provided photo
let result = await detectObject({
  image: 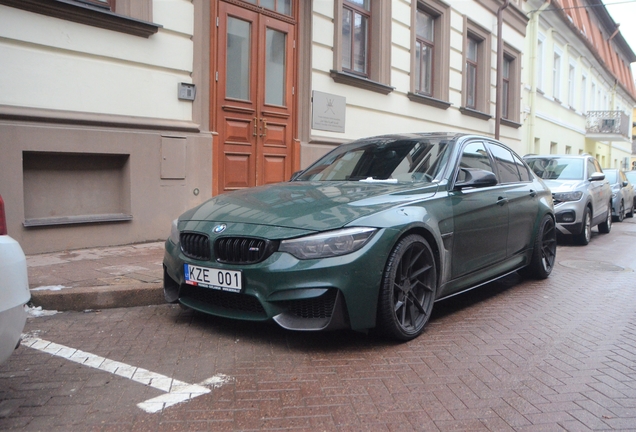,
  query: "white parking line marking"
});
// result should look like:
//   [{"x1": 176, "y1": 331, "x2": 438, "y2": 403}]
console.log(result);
[{"x1": 21, "y1": 336, "x2": 231, "y2": 413}]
